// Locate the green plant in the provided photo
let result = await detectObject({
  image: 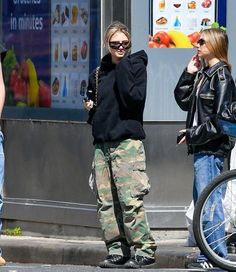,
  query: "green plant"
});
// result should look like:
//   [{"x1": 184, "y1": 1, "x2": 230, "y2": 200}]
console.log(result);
[
  {"x1": 4, "y1": 226, "x2": 22, "y2": 236},
  {"x1": 211, "y1": 22, "x2": 227, "y2": 32}
]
